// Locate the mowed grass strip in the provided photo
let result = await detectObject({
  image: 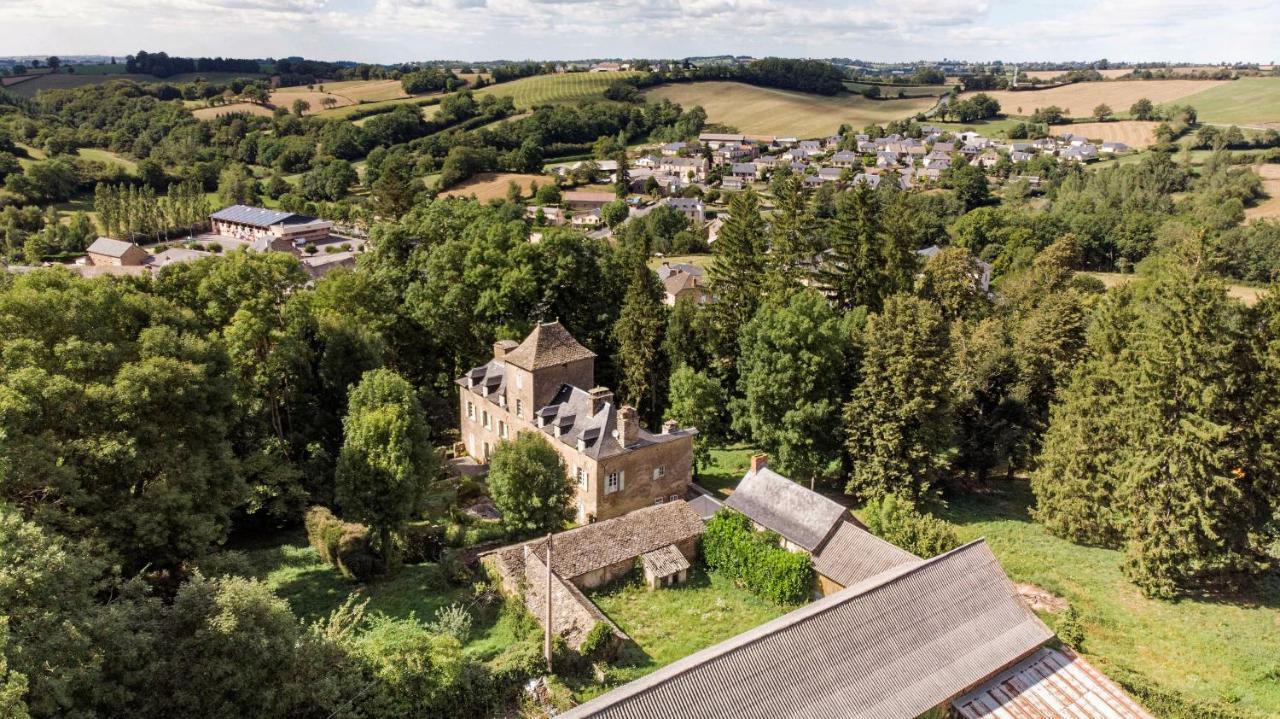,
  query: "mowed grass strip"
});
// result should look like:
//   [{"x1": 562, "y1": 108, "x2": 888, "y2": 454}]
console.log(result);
[
  {"x1": 643, "y1": 82, "x2": 935, "y2": 137},
  {"x1": 1178, "y1": 77, "x2": 1280, "y2": 127},
  {"x1": 474, "y1": 71, "x2": 645, "y2": 109}
]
